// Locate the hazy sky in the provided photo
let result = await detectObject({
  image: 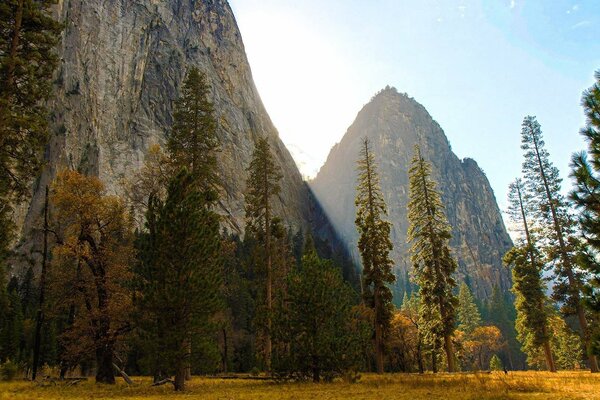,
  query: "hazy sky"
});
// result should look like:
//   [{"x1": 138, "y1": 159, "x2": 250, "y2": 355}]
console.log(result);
[{"x1": 228, "y1": 0, "x2": 600, "y2": 211}]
